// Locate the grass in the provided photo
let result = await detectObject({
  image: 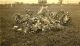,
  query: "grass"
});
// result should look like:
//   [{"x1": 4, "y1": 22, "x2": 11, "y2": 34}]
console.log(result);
[{"x1": 0, "y1": 4, "x2": 80, "y2": 46}]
